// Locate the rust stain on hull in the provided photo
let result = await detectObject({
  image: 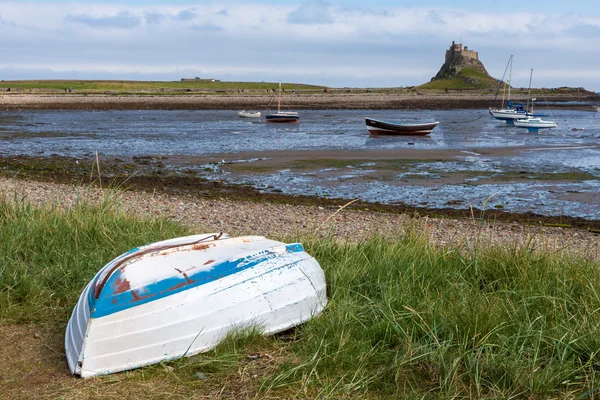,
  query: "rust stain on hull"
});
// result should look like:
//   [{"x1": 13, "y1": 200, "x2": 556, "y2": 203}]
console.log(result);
[{"x1": 113, "y1": 278, "x2": 131, "y2": 294}]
